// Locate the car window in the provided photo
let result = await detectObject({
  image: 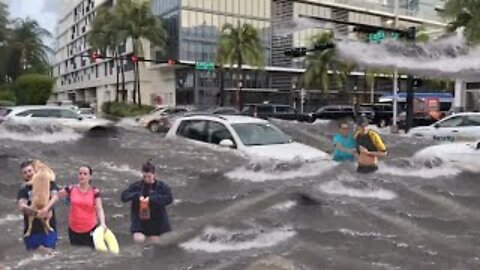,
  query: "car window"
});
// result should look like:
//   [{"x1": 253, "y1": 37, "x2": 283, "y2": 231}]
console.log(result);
[
  {"x1": 275, "y1": 106, "x2": 295, "y2": 114},
  {"x1": 15, "y1": 110, "x2": 33, "y2": 117},
  {"x1": 173, "y1": 108, "x2": 187, "y2": 113},
  {"x1": 207, "y1": 121, "x2": 234, "y2": 145},
  {"x1": 257, "y1": 106, "x2": 274, "y2": 113},
  {"x1": 343, "y1": 108, "x2": 354, "y2": 113},
  {"x1": 437, "y1": 116, "x2": 465, "y2": 128},
  {"x1": 24, "y1": 109, "x2": 60, "y2": 118},
  {"x1": 177, "y1": 120, "x2": 208, "y2": 142},
  {"x1": 463, "y1": 115, "x2": 480, "y2": 126},
  {"x1": 232, "y1": 123, "x2": 291, "y2": 146},
  {"x1": 60, "y1": 109, "x2": 79, "y2": 119}
]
